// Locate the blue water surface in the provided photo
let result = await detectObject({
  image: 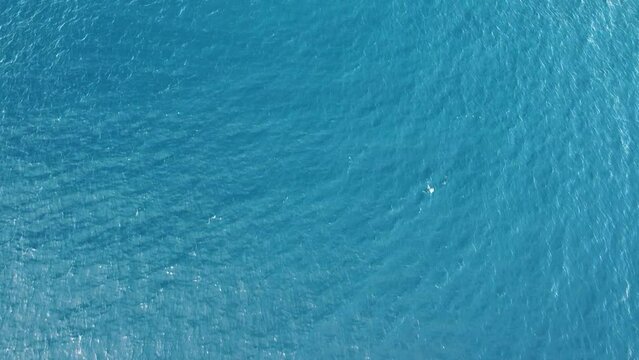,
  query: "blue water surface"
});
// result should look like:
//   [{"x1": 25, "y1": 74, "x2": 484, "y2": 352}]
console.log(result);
[{"x1": 1, "y1": 1, "x2": 638, "y2": 358}]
